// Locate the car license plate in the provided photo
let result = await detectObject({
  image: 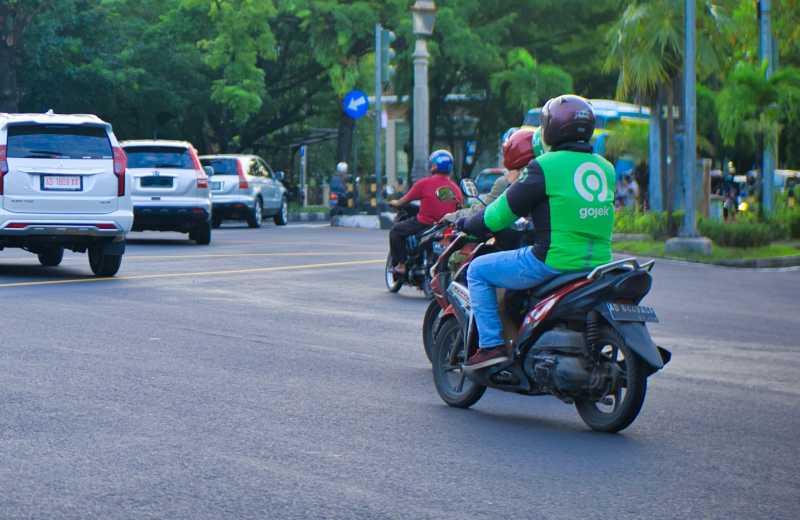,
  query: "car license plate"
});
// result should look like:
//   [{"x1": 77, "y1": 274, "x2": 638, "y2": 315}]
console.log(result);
[
  {"x1": 210, "y1": 181, "x2": 222, "y2": 190},
  {"x1": 607, "y1": 303, "x2": 659, "y2": 323},
  {"x1": 41, "y1": 175, "x2": 82, "y2": 191}
]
